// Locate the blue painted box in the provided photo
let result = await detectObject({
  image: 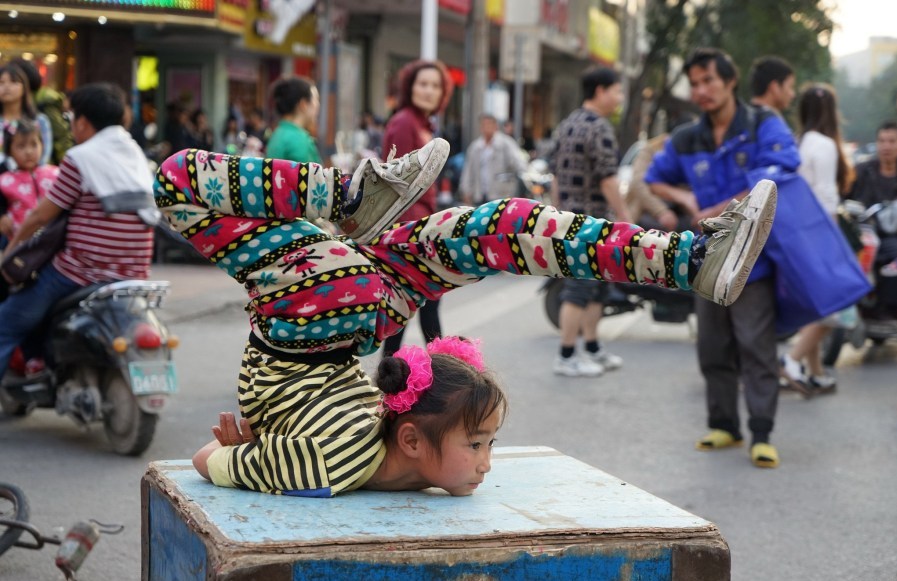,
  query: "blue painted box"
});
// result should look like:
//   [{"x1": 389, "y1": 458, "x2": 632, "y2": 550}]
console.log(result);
[{"x1": 142, "y1": 446, "x2": 729, "y2": 580}]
